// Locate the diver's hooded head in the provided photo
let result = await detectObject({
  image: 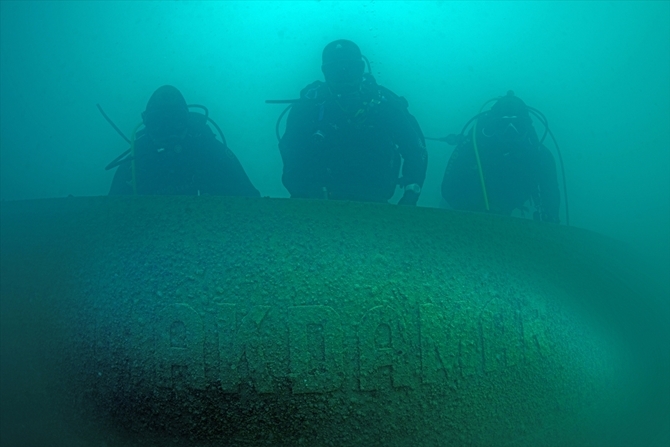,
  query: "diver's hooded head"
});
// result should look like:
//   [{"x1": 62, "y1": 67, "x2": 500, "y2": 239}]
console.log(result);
[
  {"x1": 142, "y1": 85, "x2": 189, "y2": 146},
  {"x1": 490, "y1": 91, "x2": 530, "y2": 120},
  {"x1": 321, "y1": 40, "x2": 366, "y2": 94},
  {"x1": 484, "y1": 91, "x2": 532, "y2": 142}
]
